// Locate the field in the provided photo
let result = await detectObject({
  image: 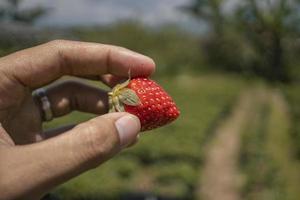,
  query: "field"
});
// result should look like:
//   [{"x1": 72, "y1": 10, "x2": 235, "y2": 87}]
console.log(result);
[
  {"x1": 239, "y1": 86, "x2": 300, "y2": 200},
  {"x1": 285, "y1": 85, "x2": 300, "y2": 159},
  {"x1": 43, "y1": 74, "x2": 245, "y2": 200},
  {"x1": 1, "y1": 22, "x2": 300, "y2": 200},
  {"x1": 42, "y1": 76, "x2": 300, "y2": 200}
]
